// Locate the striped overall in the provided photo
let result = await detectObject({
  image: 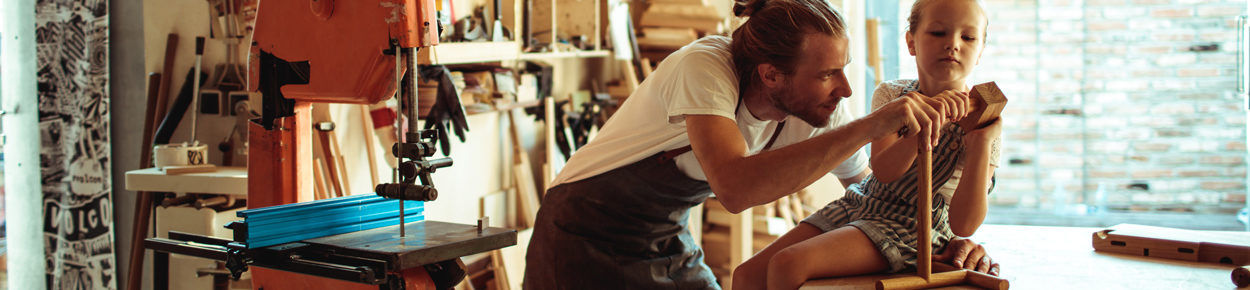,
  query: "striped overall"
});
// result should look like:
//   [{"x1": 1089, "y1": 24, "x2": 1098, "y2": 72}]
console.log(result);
[{"x1": 802, "y1": 81, "x2": 994, "y2": 273}]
